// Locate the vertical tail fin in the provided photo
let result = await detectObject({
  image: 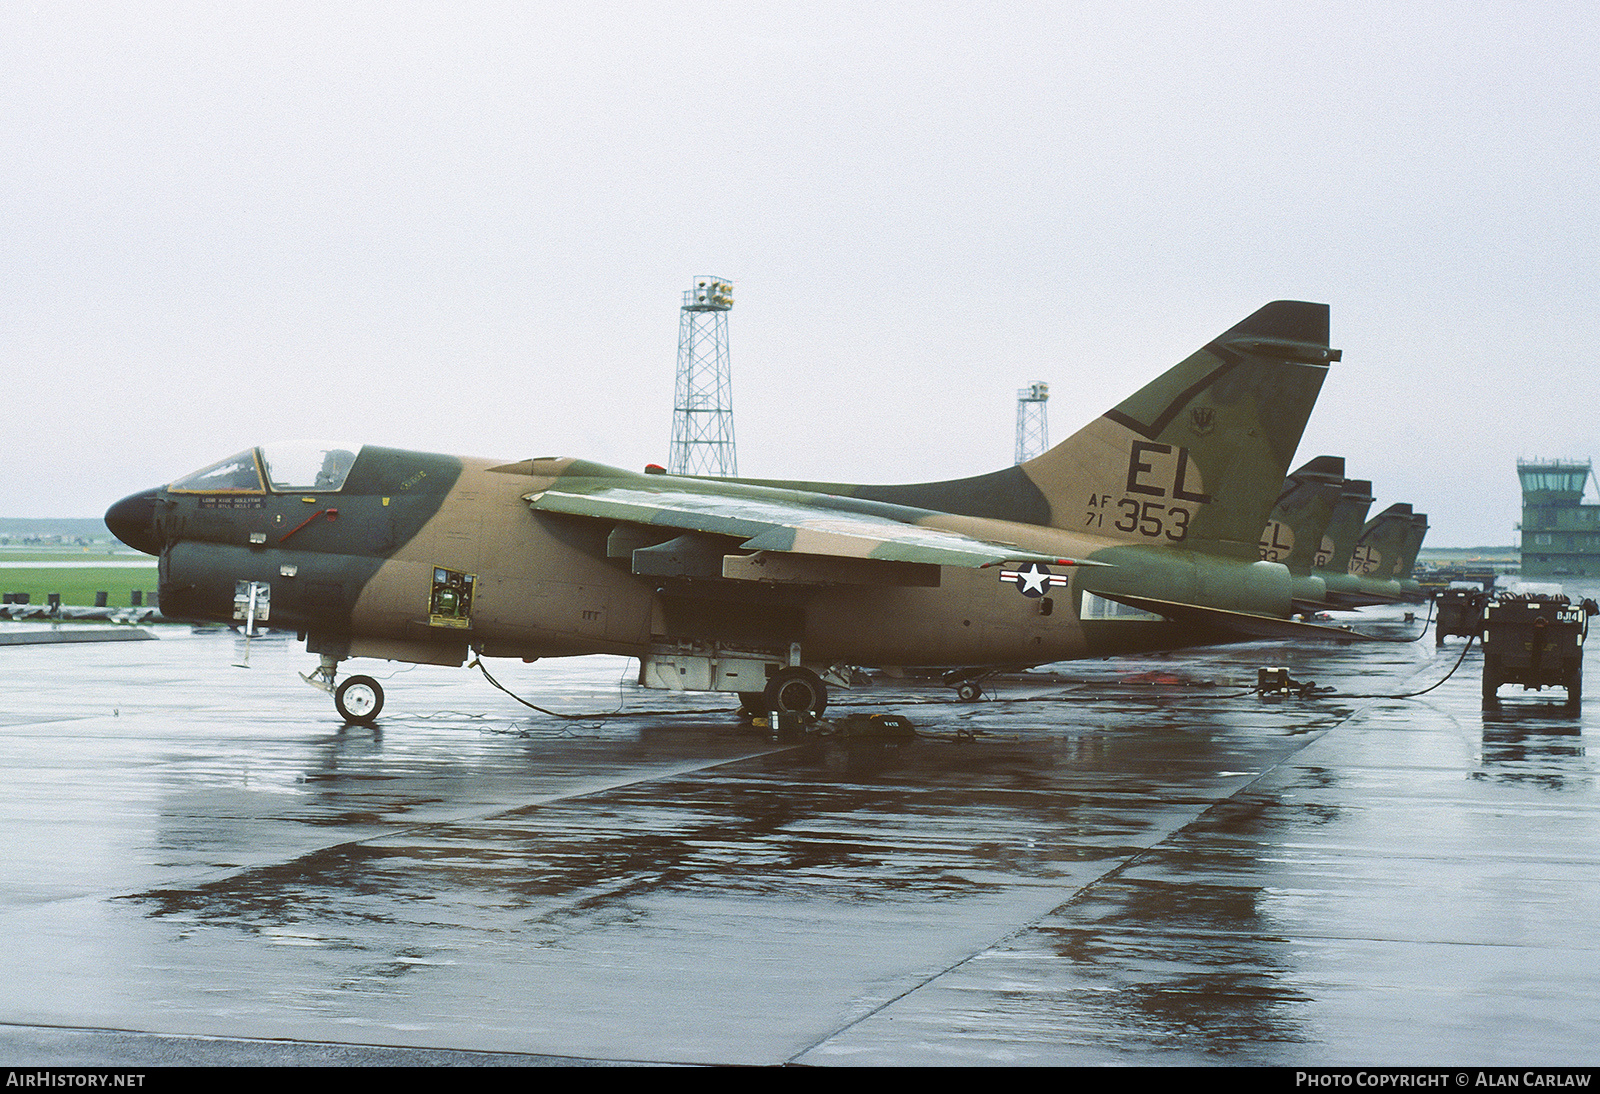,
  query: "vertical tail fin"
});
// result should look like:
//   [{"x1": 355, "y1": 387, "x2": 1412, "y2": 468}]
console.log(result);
[
  {"x1": 1021, "y1": 301, "x2": 1338, "y2": 557},
  {"x1": 1314, "y1": 479, "x2": 1376, "y2": 574},
  {"x1": 1259, "y1": 456, "x2": 1346, "y2": 575},
  {"x1": 1350, "y1": 503, "x2": 1417, "y2": 578},
  {"x1": 1399, "y1": 514, "x2": 1430, "y2": 580},
  {"x1": 1397, "y1": 514, "x2": 1430, "y2": 596}
]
